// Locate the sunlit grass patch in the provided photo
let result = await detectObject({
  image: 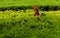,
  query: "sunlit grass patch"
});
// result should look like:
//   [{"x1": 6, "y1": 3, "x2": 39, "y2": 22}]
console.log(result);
[{"x1": 0, "y1": 10, "x2": 60, "y2": 38}]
